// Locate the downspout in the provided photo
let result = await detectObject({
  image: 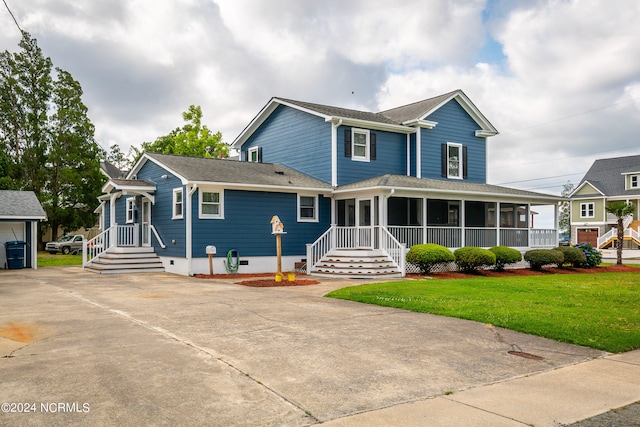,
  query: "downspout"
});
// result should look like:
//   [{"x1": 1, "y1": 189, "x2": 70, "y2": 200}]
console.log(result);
[
  {"x1": 186, "y1": 183, "x2": 198, "y2": 276},
  {"x1": 331, "y1": 119, "x2": 342, "y2": 188}
]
